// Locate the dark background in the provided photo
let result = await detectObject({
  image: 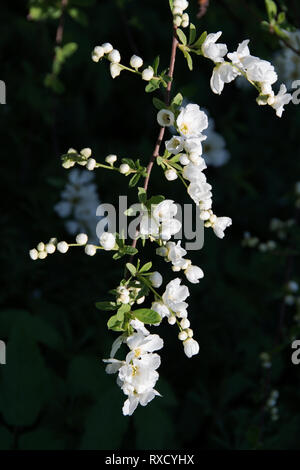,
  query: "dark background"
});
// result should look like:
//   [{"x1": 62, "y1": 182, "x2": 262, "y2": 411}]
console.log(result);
[{"x1": 0, "y1": 0, "x2": 300, "y2": 450}]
